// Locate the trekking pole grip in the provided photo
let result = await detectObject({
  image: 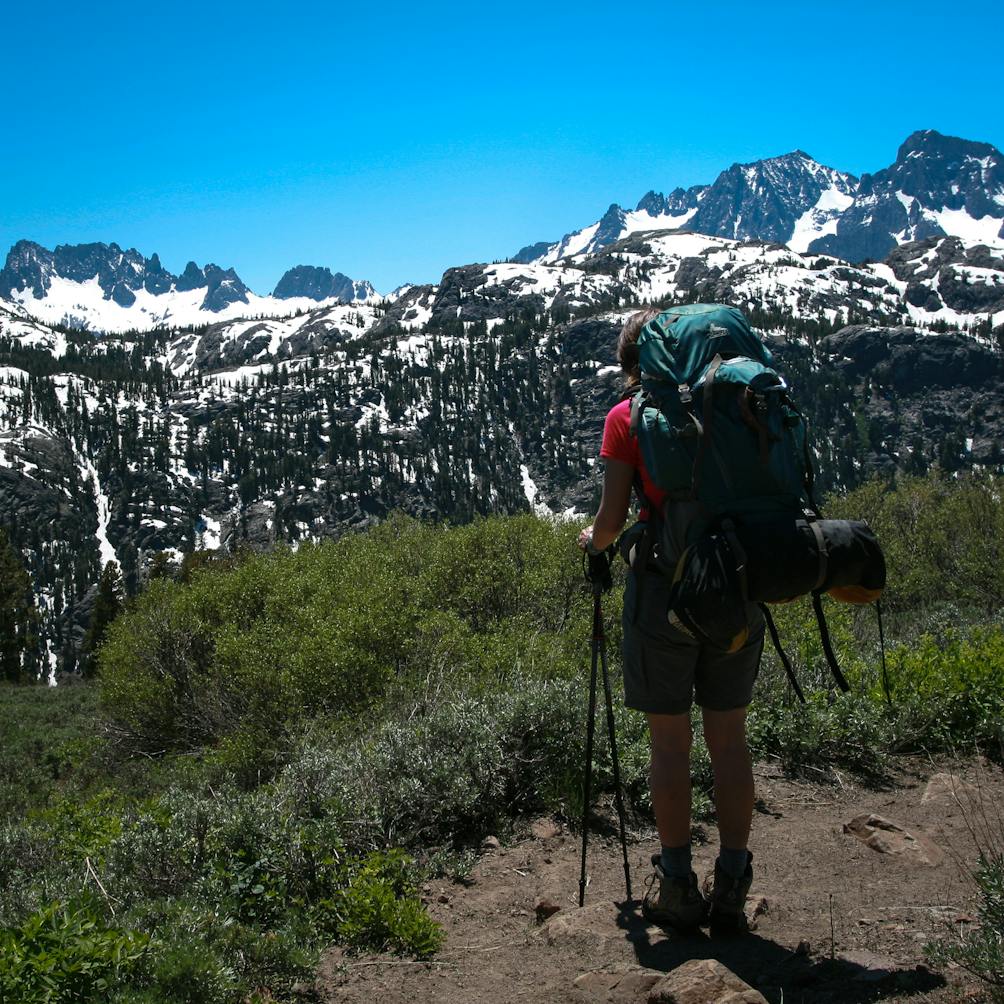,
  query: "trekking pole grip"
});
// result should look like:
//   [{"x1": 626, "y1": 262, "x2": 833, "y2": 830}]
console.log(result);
[{"x1": 584, "y1": 548, "x2": 614, "y2": 595}]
